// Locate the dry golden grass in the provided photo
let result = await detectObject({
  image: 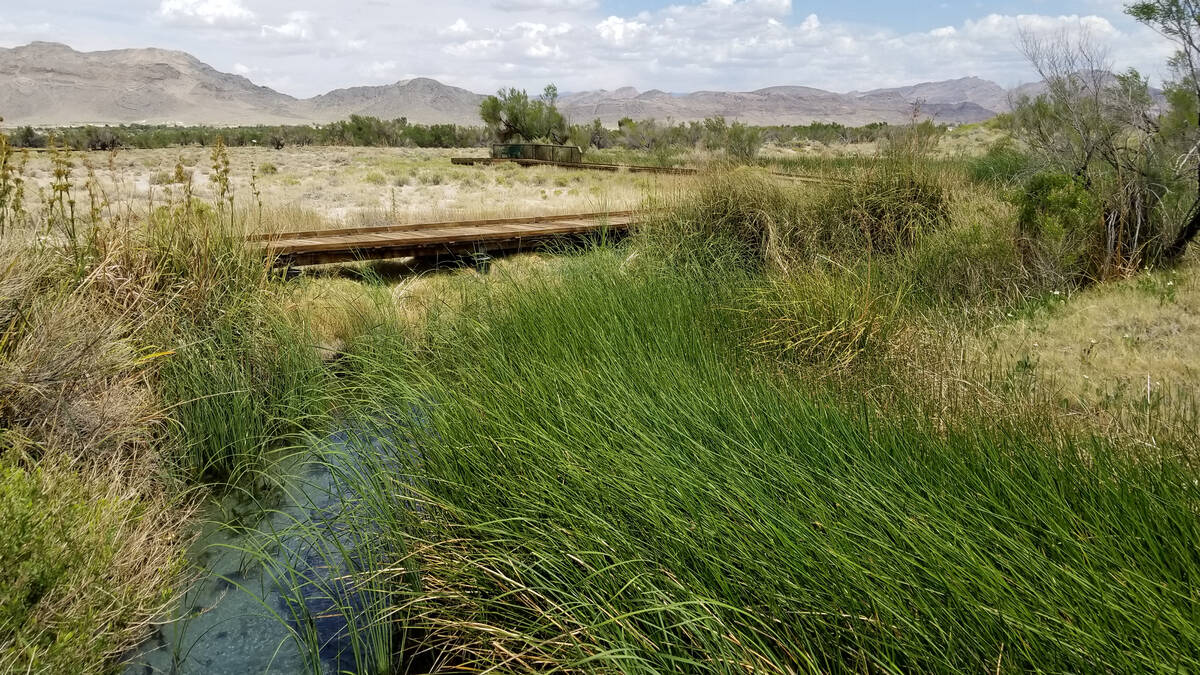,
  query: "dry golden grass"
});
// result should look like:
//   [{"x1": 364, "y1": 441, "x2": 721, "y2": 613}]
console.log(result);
[
  {"x1": 0, "y1": 453, "x2": 191, "y2": 675},
  {"x1": 16, "y1": 146, "x2": 681, "y2": 234},
  {"x1": 981, "y1": 254, "x2": 1200, "y2": 436}
]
